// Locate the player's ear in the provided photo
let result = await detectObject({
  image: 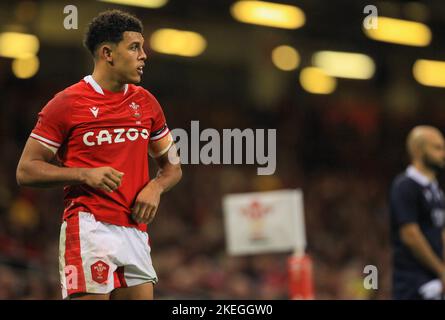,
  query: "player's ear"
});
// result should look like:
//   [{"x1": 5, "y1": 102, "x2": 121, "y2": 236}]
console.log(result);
[{"x1": 97, "y1": 44, "x2": 114, "y2": 65}]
